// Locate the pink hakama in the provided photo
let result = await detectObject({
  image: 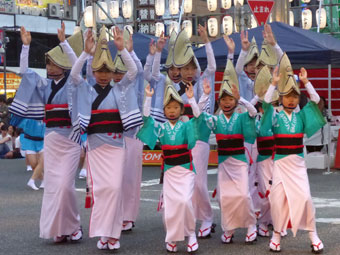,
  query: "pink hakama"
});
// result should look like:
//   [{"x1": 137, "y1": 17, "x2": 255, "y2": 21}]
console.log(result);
[
  {"x1": 257, "y1": 157, "x2": 274, "y2": 225},
  {"x1": 122, "y1": 136, "x2": 143, "y2": 222},
  {"x1": 163, "y1": 166, "x2": 196, "y2": 242},
  {"x1": 218, "y1": 157, "x2": 256, "y2": 231},
  {"x1": 40, "y1": 132, "x2": 81, "y2": 238},
  {"x1": 87, "y1": 143, "x2": 125, "y2": 239},
  {"x1": 269, "y1": 155, "x2": 316, "y2": 236},
  {"x1": 191, "y1": 141, "x2": 213, "y2": 223}
]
